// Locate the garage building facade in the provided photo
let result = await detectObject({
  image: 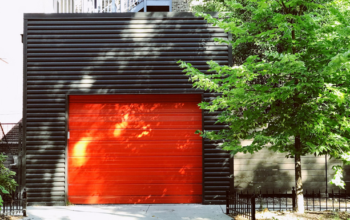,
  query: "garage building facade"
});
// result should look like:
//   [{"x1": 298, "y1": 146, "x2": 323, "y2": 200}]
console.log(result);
[{"x1": 23, "y1": 12, "x2": 231, "y2": 205}]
